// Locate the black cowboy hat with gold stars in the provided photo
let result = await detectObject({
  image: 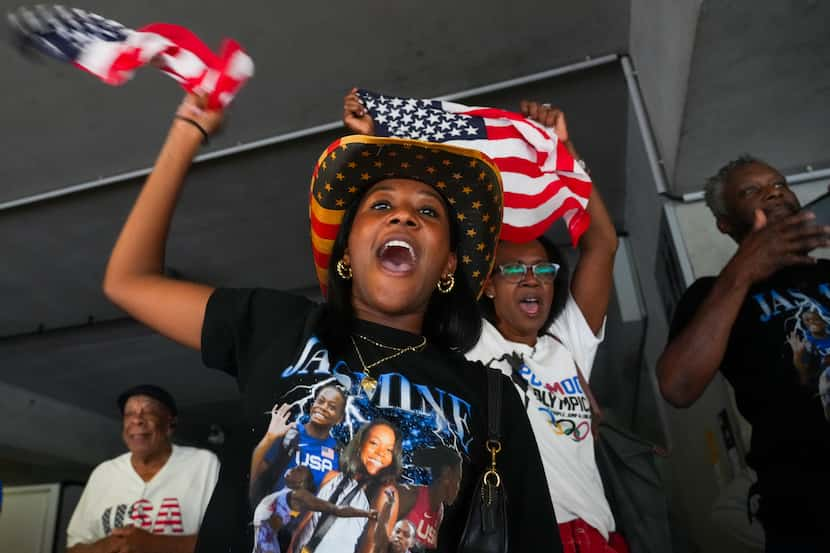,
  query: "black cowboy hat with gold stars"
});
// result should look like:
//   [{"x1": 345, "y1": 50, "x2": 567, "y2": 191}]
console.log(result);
[{"x1": 310, "y1": 135, "x2": 503, "y2": 298}]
